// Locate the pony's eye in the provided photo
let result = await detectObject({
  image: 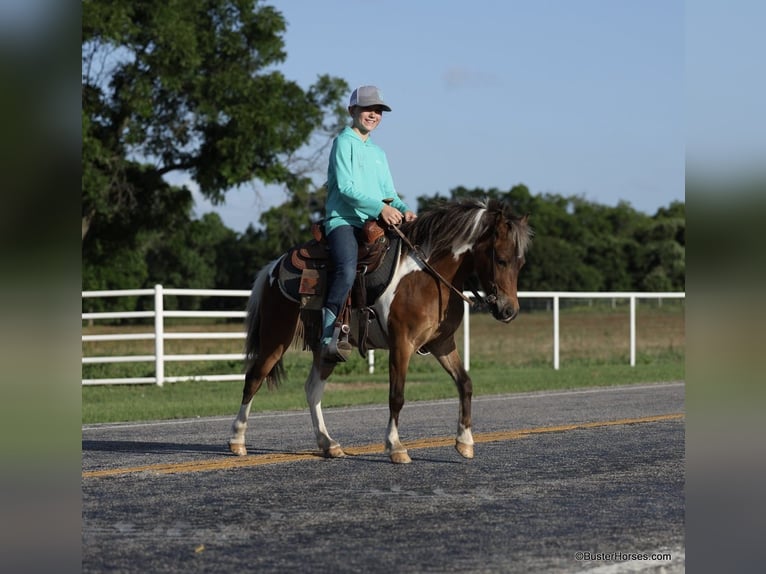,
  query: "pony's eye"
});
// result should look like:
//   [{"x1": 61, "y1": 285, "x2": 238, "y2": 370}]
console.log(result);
[{"x1": 496, "y1": 259, "x2": 509, "y2": 267}]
